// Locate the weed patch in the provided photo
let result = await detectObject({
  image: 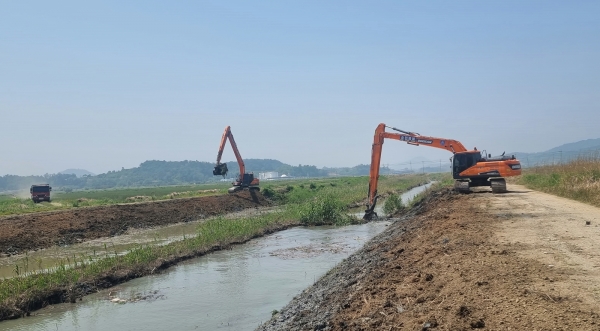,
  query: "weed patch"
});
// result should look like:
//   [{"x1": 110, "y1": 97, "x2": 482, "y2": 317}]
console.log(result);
[
  {"x1": 517, "y1": 158, "x2": 600, "y2": 207},
  {"x1": 383, "y1": 193, "x2": 404, "y2": 215}
]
